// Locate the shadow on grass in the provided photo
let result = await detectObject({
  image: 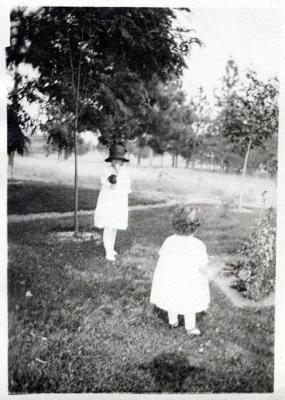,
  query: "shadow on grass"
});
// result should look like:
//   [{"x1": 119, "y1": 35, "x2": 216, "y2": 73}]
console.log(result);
[
  {"x1": 8, "y1": 181, "x2": 164, "y2": 215},
  {"x1": 139, "y1": 349, "x2": 273, "y2": 393},
  {"x1": 139, "y1": 351, "x2": 203, "y2": 392}
]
